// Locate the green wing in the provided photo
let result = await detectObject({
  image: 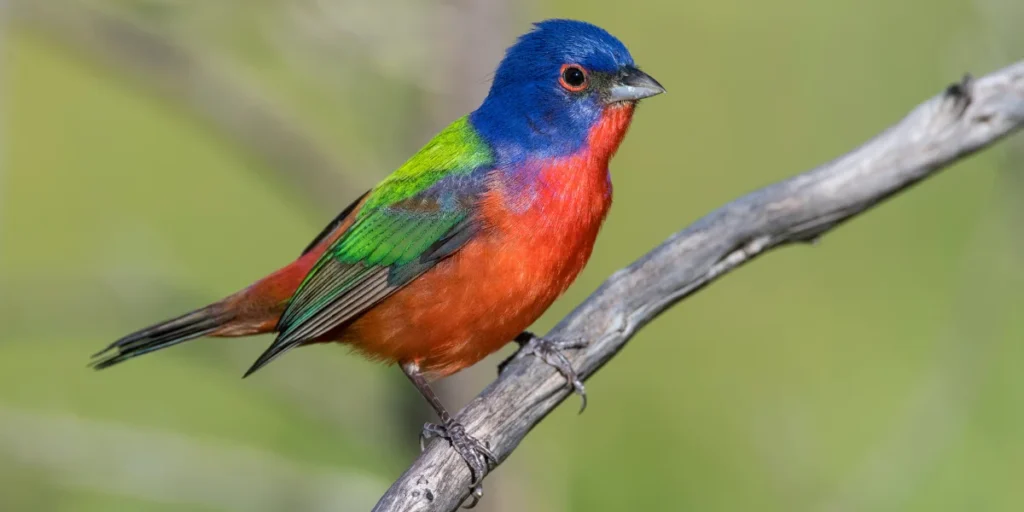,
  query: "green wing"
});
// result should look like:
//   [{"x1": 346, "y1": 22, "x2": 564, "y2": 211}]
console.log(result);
[{"x1": 244, "y1": 116, "x2": 493, "y2": 376}]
